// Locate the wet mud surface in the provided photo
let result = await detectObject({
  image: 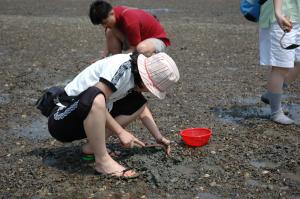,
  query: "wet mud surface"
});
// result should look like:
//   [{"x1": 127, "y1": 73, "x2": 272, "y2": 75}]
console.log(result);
[{"x1": 0, "y1": 0, "x2": 299, "y2": 198}]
